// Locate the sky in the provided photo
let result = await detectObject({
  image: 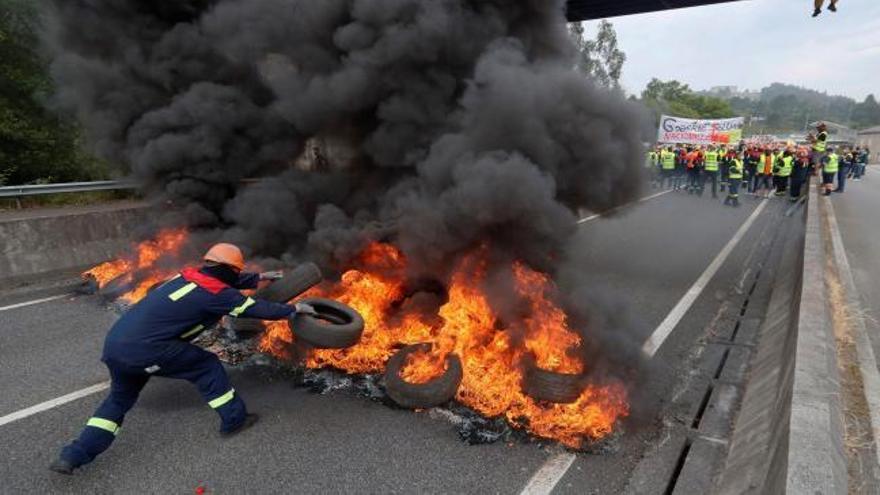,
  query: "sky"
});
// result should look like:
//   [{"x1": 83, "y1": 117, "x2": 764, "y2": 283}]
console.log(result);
[{"x1": 582, "y1": 0, "x2": 880, "y2": 101}]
